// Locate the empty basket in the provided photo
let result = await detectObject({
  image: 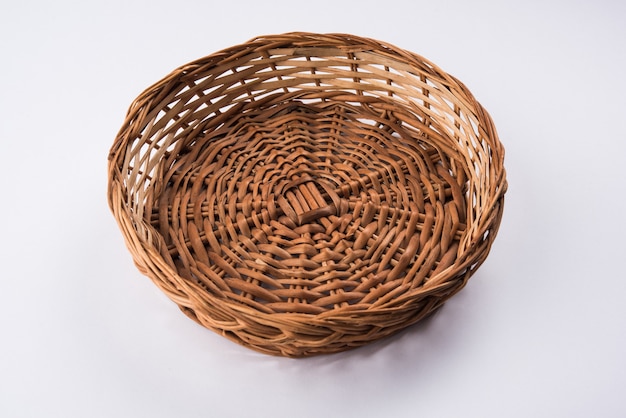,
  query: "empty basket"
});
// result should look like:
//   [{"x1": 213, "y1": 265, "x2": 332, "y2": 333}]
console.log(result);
[{"x1": 107, "y1": 32, "x2": 507, "y2": 357}]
